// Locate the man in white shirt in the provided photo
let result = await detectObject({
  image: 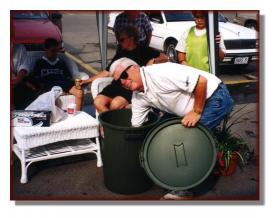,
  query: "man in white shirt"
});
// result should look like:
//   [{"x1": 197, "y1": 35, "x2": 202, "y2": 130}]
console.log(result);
[
  {"x1": 110, "y1": 57, "x2": 233, "y2": 130},
  {"x1": 109, "y1": 57, "x2": 233, "y2": 200}
]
